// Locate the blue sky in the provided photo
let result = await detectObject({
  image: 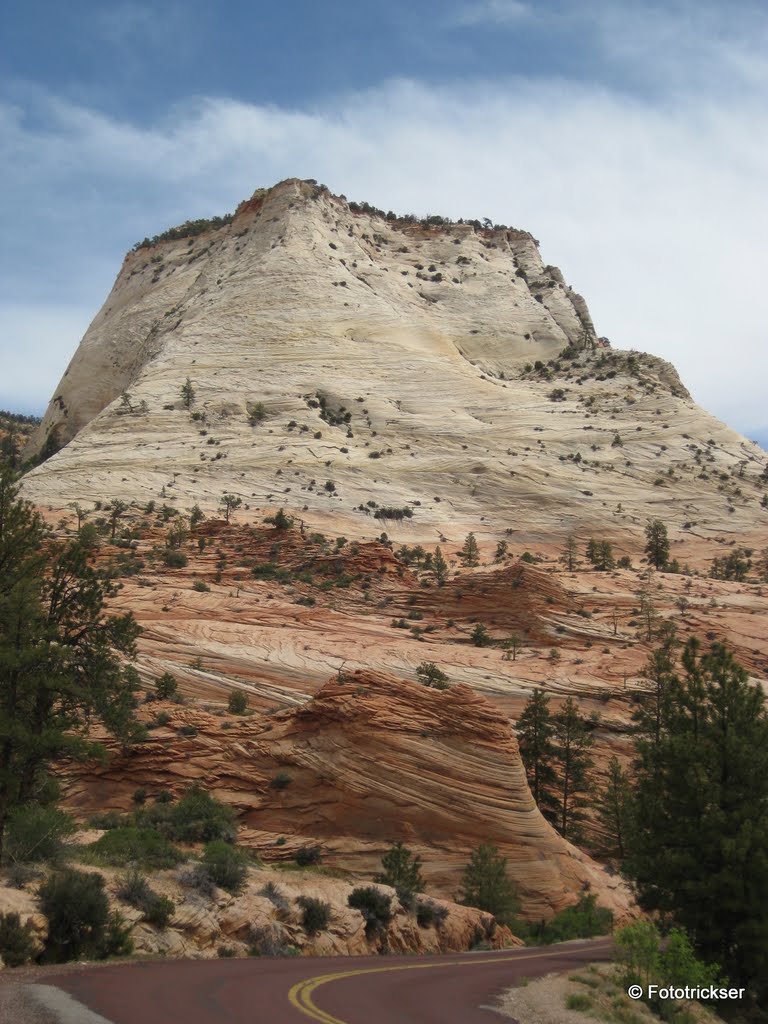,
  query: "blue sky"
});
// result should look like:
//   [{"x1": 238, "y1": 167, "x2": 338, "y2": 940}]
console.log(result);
[{"x1": 1, "y1": 0, "x2": 767, "y2": 445}]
